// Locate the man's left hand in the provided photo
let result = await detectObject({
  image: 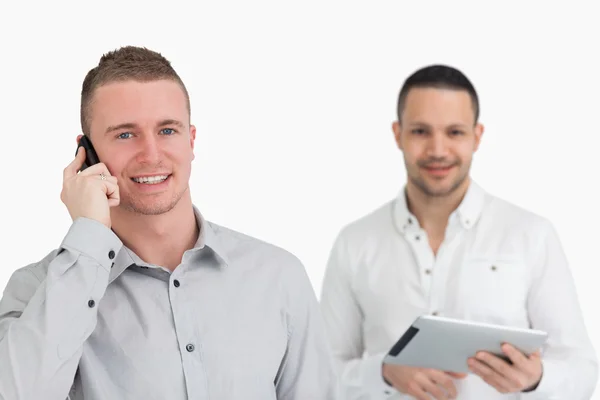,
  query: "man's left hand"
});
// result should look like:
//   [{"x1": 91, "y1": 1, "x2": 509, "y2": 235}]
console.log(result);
[{"x1": 467, "y1": 343, "x2": 543, "y2": 394}]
